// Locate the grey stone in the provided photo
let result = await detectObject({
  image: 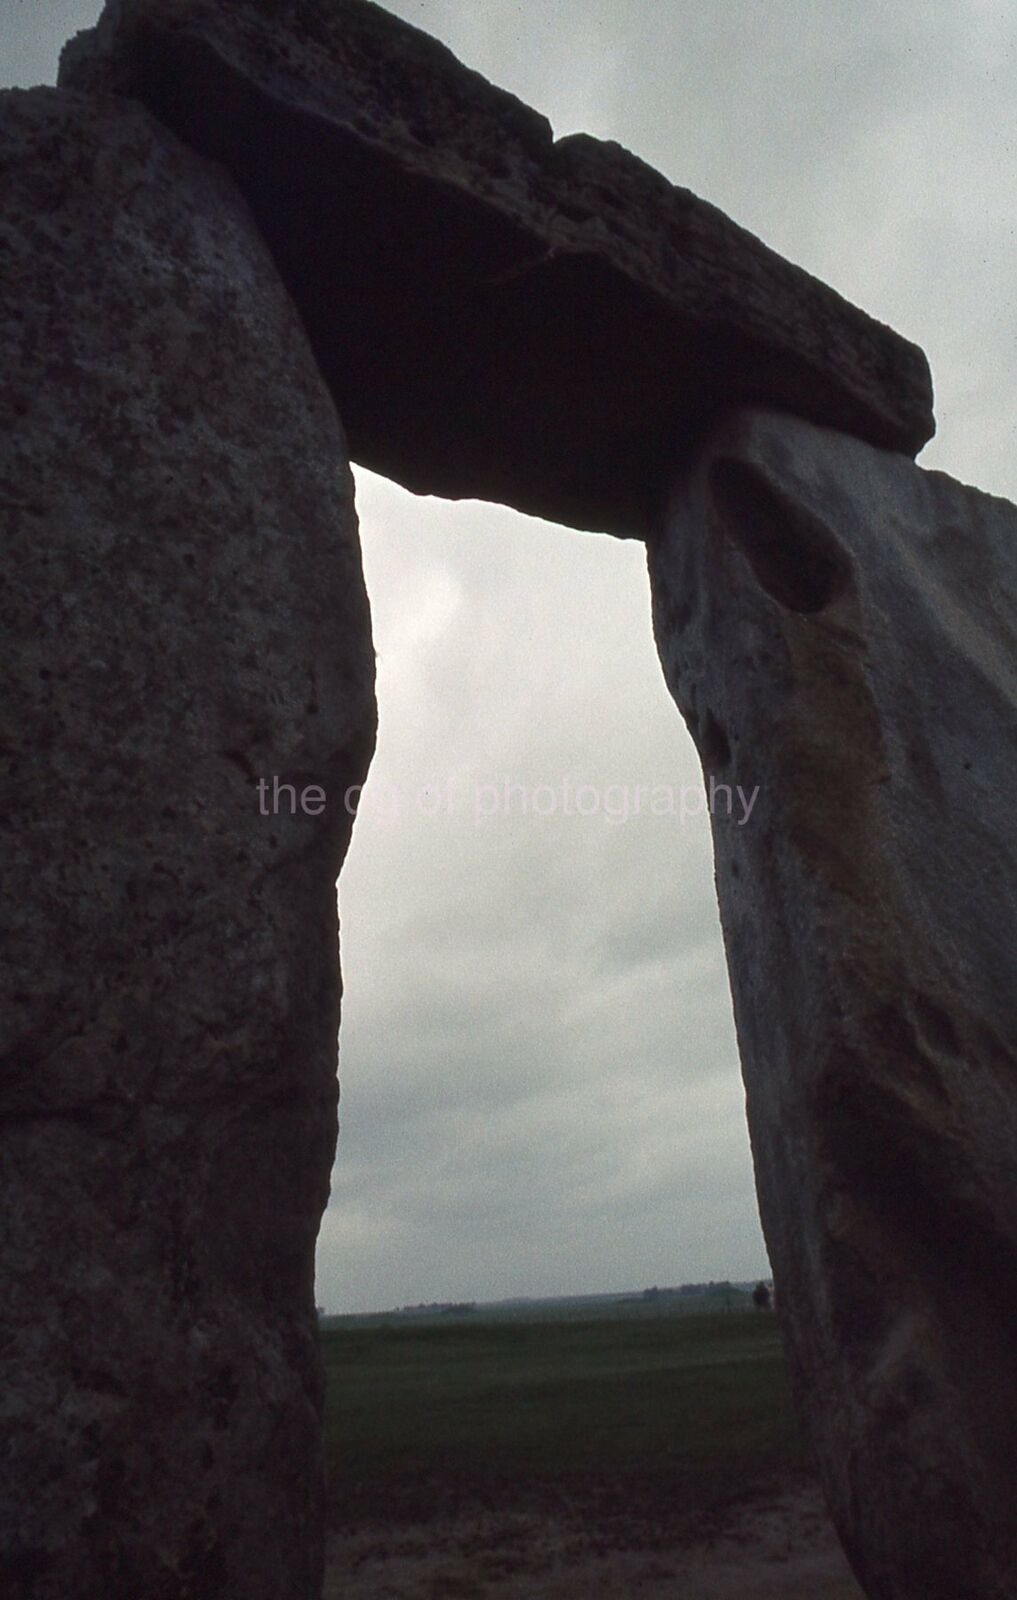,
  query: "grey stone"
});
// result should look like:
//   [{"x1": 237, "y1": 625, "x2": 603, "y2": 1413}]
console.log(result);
[
  {"x1": 649, "y1": 407, "x2": 1017, "y2": 1600},
  {"x1": 0, "y1": 88, "x2": 375, "y2": 1598},
  {"x1": 59, "y1": 0, "x2": 934, "y2": 537}
]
